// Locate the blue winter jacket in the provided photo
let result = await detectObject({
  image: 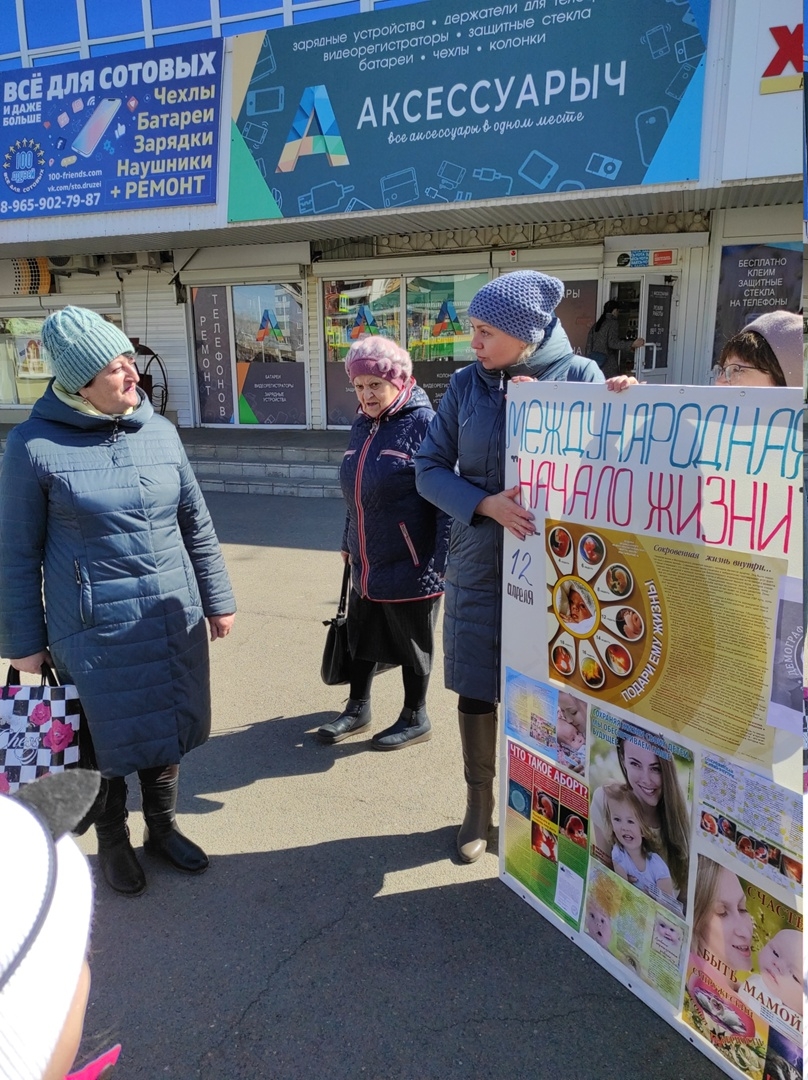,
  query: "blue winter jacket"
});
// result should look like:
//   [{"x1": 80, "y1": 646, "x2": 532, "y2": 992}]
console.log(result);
[
  {"x1": 0, "y1": 385, "x2": 235, "y2": 776},
  {"x1": 341, "y1": 381, "x2": 449, "y2": 600},
  {"x1": 415, "y1": 320, "x2": 603, "y2": 701}
]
